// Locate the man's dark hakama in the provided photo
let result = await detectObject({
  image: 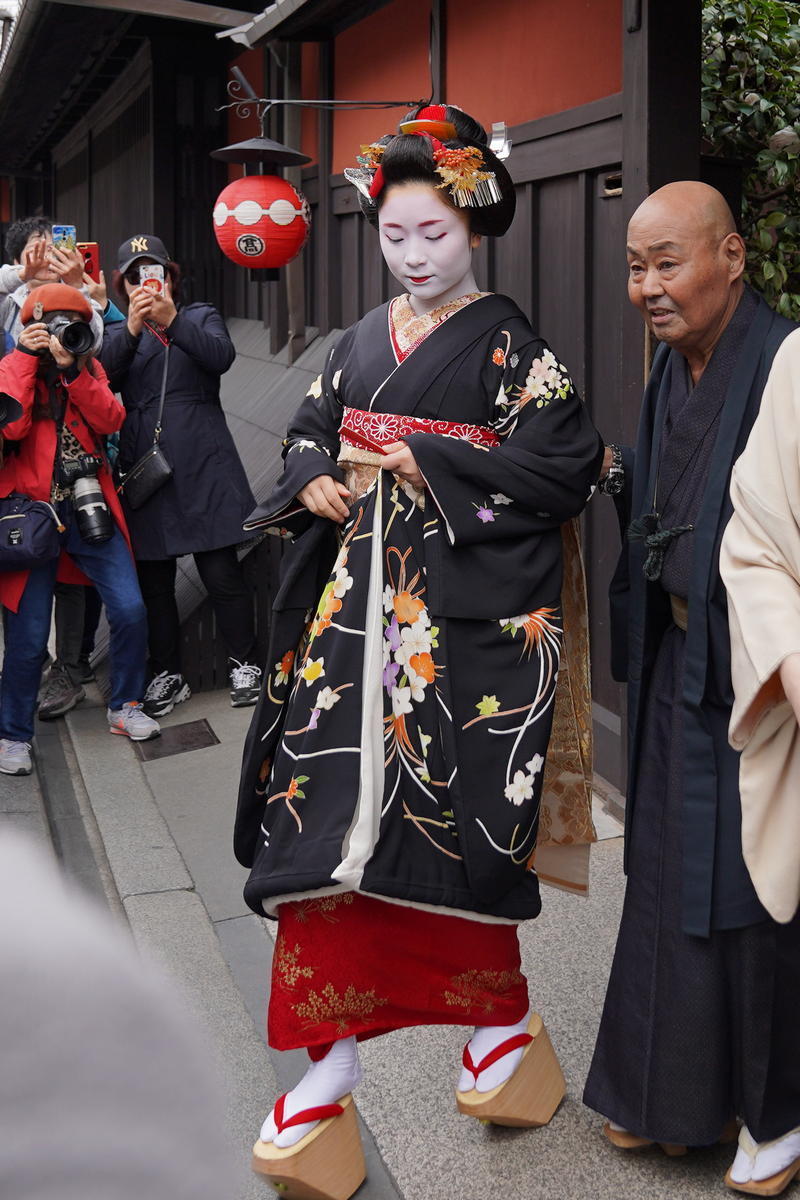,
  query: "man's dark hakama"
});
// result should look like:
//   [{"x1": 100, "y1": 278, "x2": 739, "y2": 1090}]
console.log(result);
[{"x1": 585, "y1": 290, "x2": 800, "y2": 1145}]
